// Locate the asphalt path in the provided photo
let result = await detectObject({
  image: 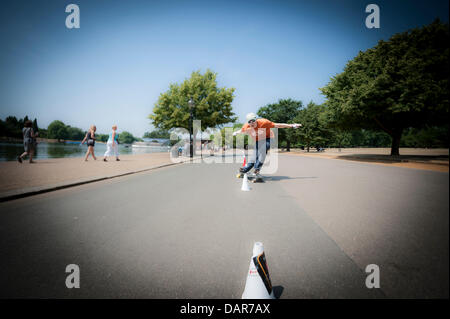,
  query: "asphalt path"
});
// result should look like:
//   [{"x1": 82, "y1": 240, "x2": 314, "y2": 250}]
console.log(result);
[
  {"x1": 275, "y1": 154, "x2": 448, "y2": 298},
  {"x1": 0, "y1": 154, "x2": 447, "y2": 298}
]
